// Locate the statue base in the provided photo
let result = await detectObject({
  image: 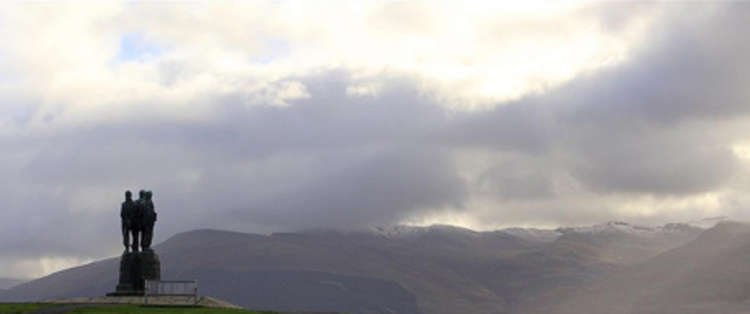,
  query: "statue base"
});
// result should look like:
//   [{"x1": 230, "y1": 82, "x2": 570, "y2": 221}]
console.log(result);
[
  {"x1": 107, "y1": 249, "x2": 161, "y2": 296},
  {"x1": 106, "y1": 290, "x2": 145, "y2": 297}
]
